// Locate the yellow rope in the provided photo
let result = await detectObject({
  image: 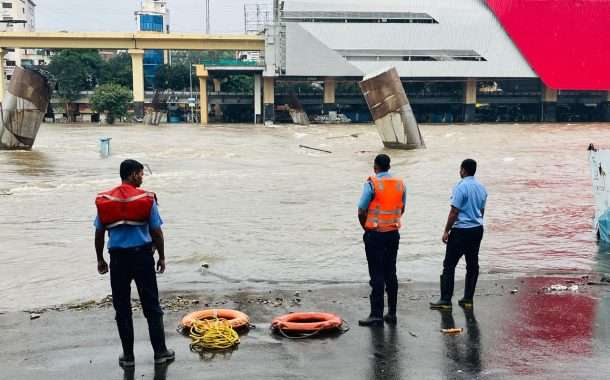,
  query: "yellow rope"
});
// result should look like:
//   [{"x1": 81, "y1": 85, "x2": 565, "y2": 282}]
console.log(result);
[{"x1": 189, "y1": 318, "x2": 240, "y2": 351}]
